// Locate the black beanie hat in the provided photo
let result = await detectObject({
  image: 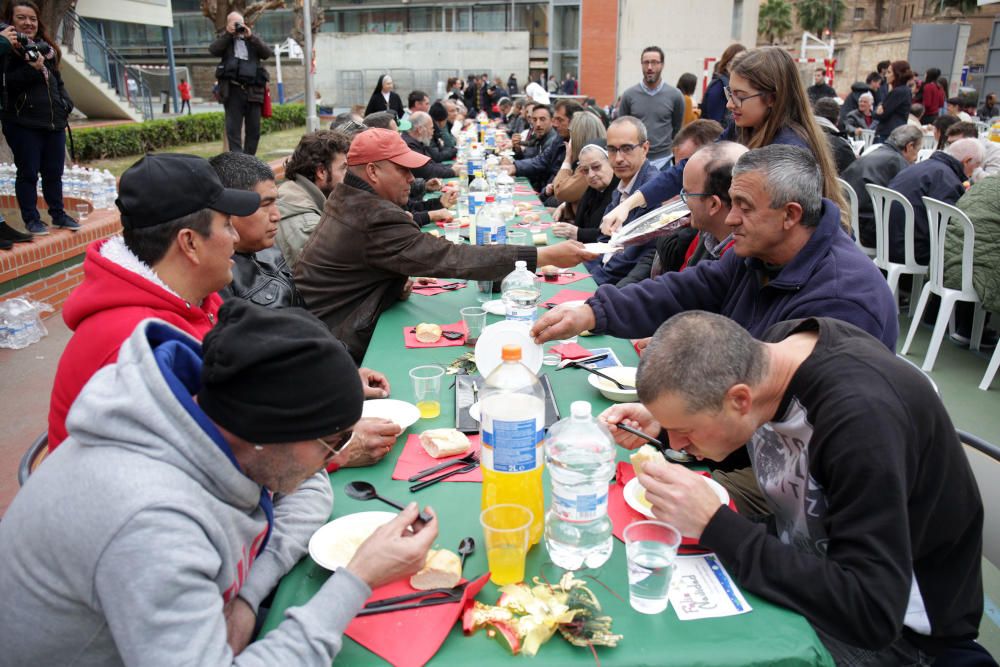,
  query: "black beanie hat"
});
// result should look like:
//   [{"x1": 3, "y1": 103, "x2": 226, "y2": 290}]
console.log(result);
[{"x1": 198, "y1": 301, "x2": 363, "y2": 444}]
